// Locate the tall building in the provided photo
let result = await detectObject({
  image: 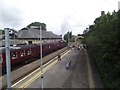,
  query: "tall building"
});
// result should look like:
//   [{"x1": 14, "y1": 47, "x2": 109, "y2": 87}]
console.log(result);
[{"x1": 118, "y1": 1, "x2": 120, "y2": 10}]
